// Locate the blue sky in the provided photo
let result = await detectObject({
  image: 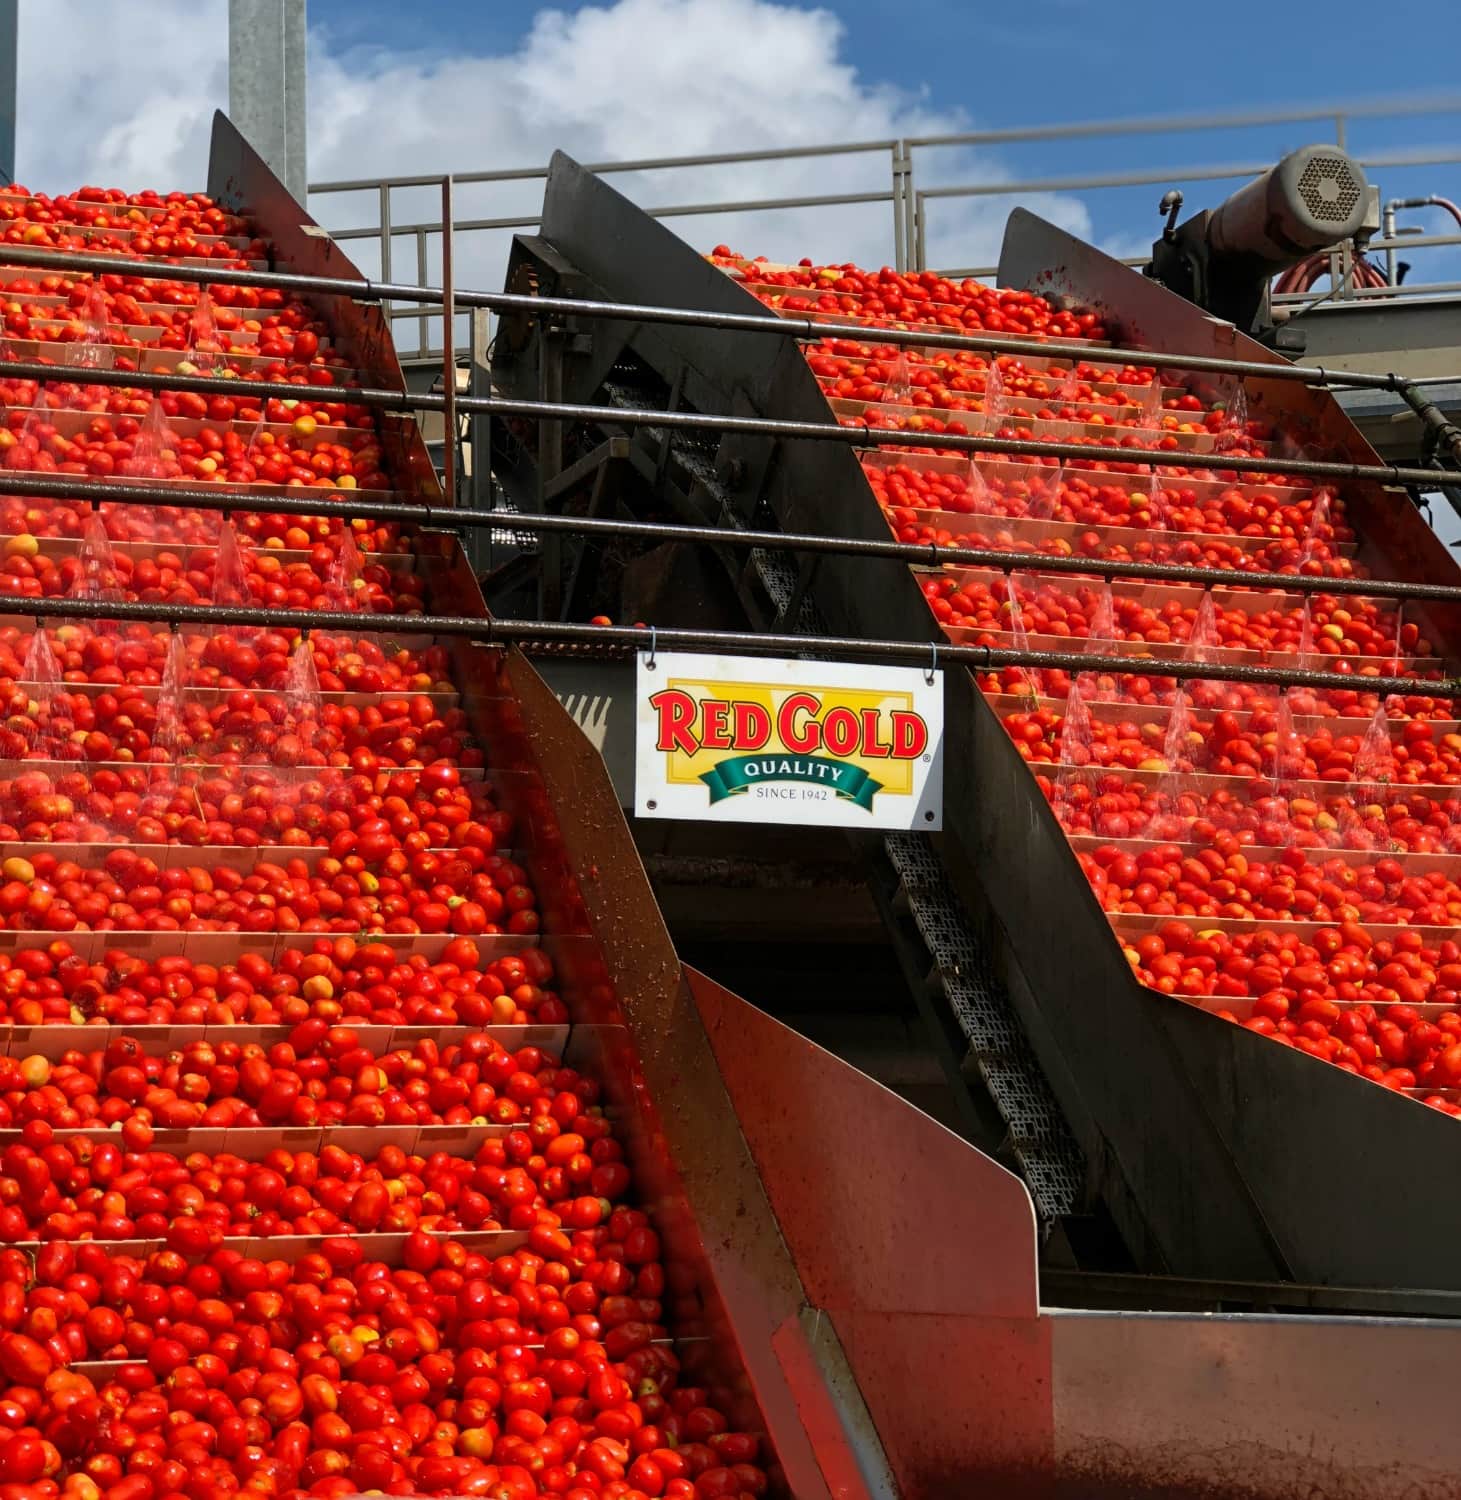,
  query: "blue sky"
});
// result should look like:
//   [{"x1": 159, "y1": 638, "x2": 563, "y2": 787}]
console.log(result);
[
  {"x1": 16, "y1": 0, "x2": 1460, "y2": 291},
  {"x1": 299, "y1": 0, "x2": 1461, "y2": 281},
  {"x1": 309, "y1": 0, "x2": 1461, "y2": 119}
]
